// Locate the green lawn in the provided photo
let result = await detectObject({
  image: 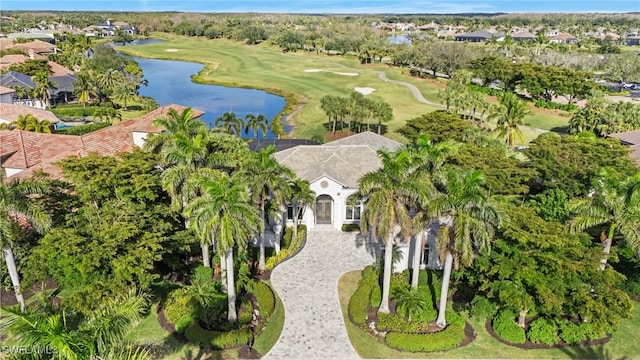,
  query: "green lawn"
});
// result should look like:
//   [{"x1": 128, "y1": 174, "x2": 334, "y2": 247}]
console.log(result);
[
  {"x1": 116, "y1": 35, "x2": 439, "y2": 141},
  {"x1": 339, "y1": 270, "x2": 640, "y2": 359}
]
